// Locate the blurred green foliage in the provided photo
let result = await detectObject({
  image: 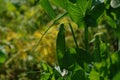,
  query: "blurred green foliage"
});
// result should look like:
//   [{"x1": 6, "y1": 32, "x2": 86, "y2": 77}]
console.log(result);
[
  {"x1": 0, "y1": 0, "x2": 51, "y2": 34},
  {"x1": 0, "y1": 0, "x2": 58, "y2": 79}
]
